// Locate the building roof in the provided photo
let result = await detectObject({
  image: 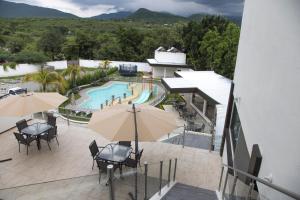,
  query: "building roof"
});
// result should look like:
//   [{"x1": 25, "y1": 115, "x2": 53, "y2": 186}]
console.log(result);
[{"x1": 162, "y1": 71, "x2": 232, "y2": 151}]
